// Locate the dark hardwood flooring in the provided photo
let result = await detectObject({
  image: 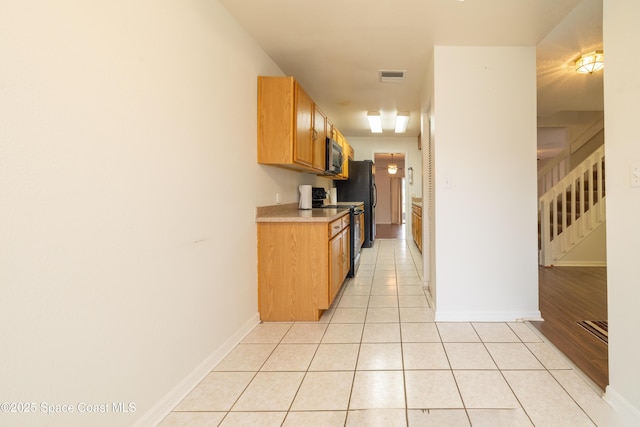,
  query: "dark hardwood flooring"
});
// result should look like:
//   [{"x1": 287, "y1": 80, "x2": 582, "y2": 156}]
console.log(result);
[
  {"x1": 375, "y1": 224, "x2": 406, "y2": 239},
  {"x1": 531, "y1": 266, "x2": 608, "y2": 391}
]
